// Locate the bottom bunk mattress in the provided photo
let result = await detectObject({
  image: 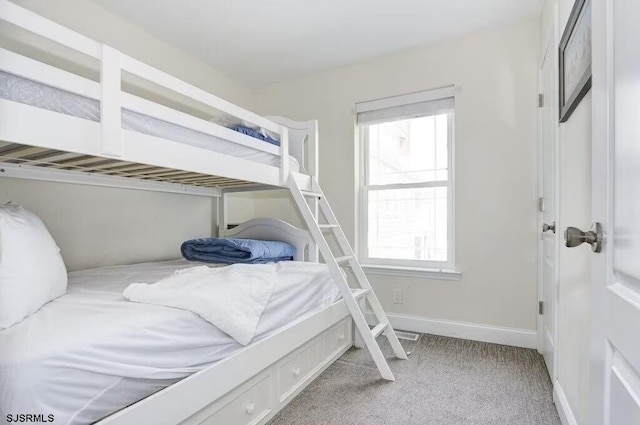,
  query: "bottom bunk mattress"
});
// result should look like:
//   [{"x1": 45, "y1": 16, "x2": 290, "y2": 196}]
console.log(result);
[{"x1": 0, "y1": 260, "x2": 341, "y2": 425}]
